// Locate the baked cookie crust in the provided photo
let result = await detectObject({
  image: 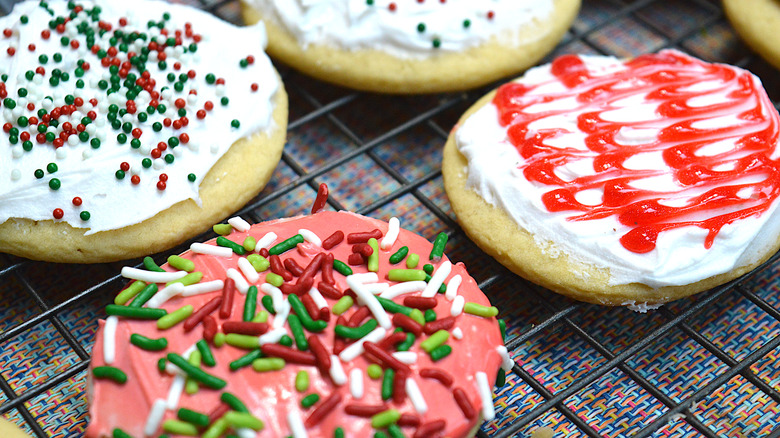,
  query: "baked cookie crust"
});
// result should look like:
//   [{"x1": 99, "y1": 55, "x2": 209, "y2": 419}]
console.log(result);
[{"x1": 724, "y1": 0, "x2": 780, "y2": 71}]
